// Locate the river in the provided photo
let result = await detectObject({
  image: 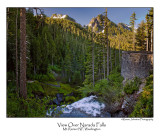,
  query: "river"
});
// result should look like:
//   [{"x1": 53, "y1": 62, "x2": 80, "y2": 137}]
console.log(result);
[{"x1": 46, "y1": 95, "x2": 111, "y2": 117}]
